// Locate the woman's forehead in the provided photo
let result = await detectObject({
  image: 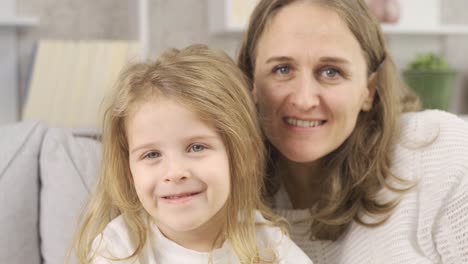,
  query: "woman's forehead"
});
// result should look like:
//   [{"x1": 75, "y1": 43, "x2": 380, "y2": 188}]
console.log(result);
[{"x1": 256, "y1": 3, "x2": 363, "y2": 66}]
